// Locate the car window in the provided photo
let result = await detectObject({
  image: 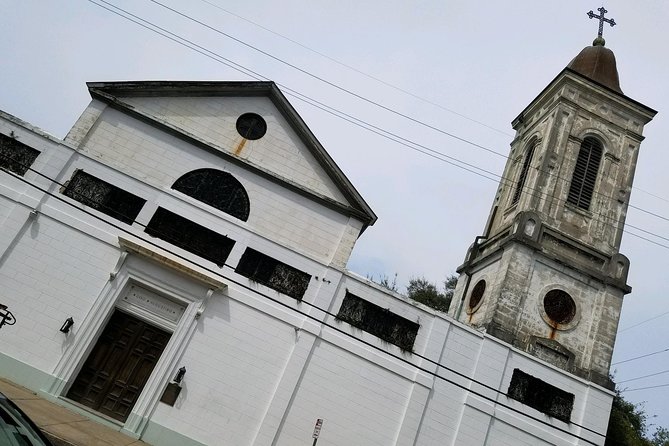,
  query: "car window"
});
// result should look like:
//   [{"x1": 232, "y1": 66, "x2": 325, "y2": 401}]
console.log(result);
[{"x1": 0, "y1": 399, "x2": 51, "y2": 446}]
